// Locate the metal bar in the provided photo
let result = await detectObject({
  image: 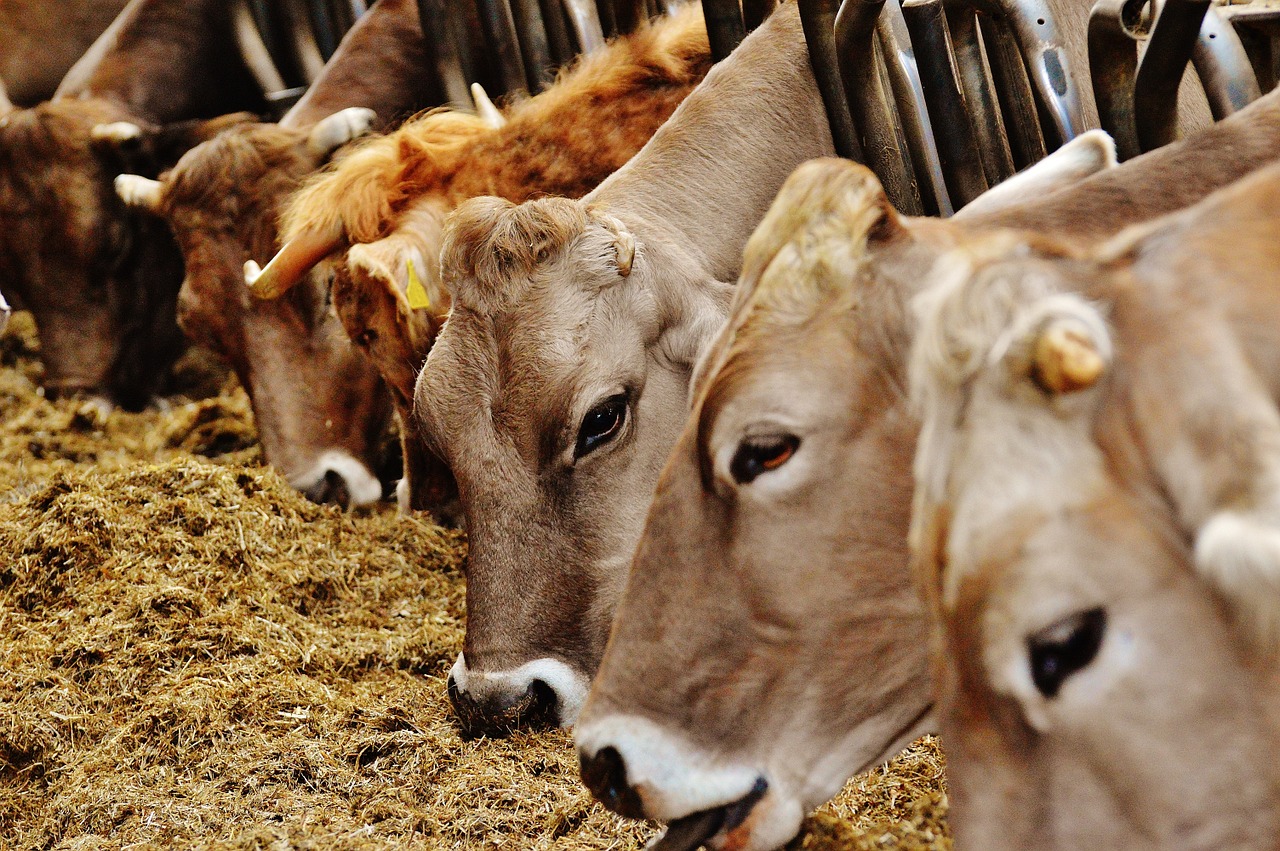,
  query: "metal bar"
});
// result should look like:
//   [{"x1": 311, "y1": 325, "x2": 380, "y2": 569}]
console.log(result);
[
  {"x1": 1192, "y1": 5, "x2": 1262, "y2": 120},
  {"x1": 511, "y1": 0, "x2": 556, "y2": 89},
  {"x1": 980, "y1": 13, "x2": 1046, "y2": 169},
  {"x1": 419, "y1": 0, "x2": 475, "y2": 109},
  {"x1": 800, "y1": 0, "x2": 863, "y2": 161},
  {"x1": 539, "y1": 0, "x2": 576, "y2": 65},
  {"x1": 744, "y1": 0, "x2": 779, "y2": 31},
  {"x1": 947, "y1": 7, "x2": 1015, "y2": 183},
  {"x1": 902, "y1": 0, "x2": 988, "y2": 207},
  {"x1": 1134, "y1": 0, "x2": 1210, "y2": 151},
  {"x1": 597, "y1": 0, "x2": 619, "y2": 36},
  {"x1": 562, "y1": 0, "x2": 607, "y2": 53},
  {"x1": 836, "y1": 0, "x2": 923, "y2": 213},
  {"x1": 880, "y1": 0, "x2": 951, "y2": 214},
  {"x1": 1087, "y1": 0, "x2": 1142, "y2": 160},
  {"x1": 478, "y1": 0, "x2": 532, "y2": 95},
  {"x1": 307, "y1": 0, "x2": 340, "y2": 59},
  {"x1": 614, "y1": 0, "x2": 648, "y2": 32},
  {"x1": 705, "y1": 0, "x2": 748, "y2": 61},
  {"x1": 285, "y1": 0, "x2": 328, "y2": 81}
]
